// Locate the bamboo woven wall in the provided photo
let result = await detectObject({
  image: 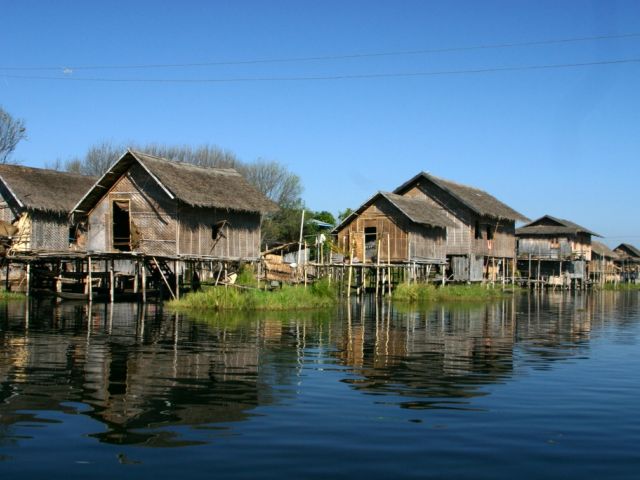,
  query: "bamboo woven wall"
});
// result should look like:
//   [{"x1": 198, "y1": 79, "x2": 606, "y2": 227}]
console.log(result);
[
  {"x1": 402, "y1": 183, "x2": 516, "y2": 259},
  {"x1": 85, "y1": 163, "x2": 262, "y2": 259},
  {"x1": 0, "y1": 197, "x2": 15, "y2": 223},
  {"x1": 178, "y1": 206, "x2": 261, "y2": 260},
  {"x1": 517, "y1": 233, "x2": 592, "y2": 261},
  {"x1": 86, "y1": 164, "x2": 178, "y2": 256},
  {"x1": 335, "y1": 198, "x2": 446, "y2": 264},
  {"x1": 30, "y1": 212, "x2": 70, "y2": 250}
]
